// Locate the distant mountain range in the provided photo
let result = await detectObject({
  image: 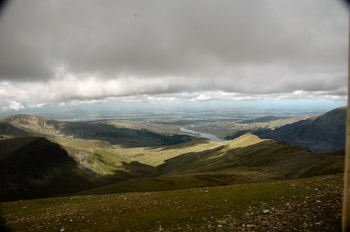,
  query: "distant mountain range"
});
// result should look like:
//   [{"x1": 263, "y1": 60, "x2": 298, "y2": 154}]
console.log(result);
[
  {"x1": 0, "y1": 114, "x2": 193, "y2": 147},
  {"x1": 256, "y1": 107, "x2": 346, "y2": 152},
  {"x1": 225, "y1": 107, "x2": 346, "y2": 152}
]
